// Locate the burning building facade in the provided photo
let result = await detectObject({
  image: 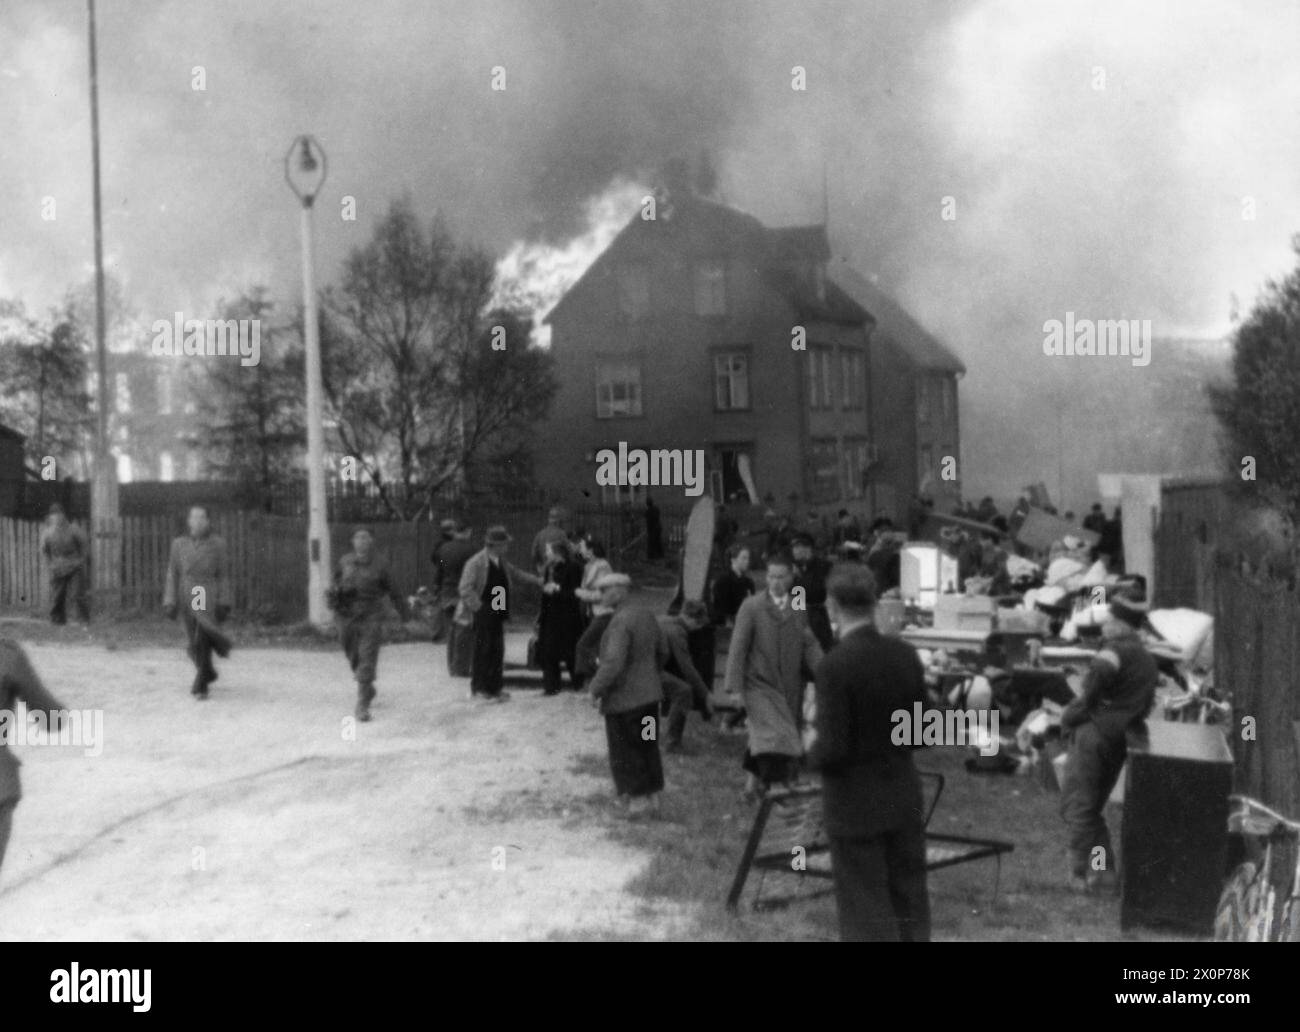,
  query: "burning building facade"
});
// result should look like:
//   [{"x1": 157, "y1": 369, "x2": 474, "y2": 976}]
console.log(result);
[{"x1": 536, "y1": 189, "x2": 963, "y2": 519}]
